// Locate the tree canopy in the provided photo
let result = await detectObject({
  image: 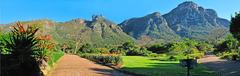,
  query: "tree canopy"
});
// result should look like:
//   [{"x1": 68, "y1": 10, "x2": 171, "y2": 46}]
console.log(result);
[{"x1": 230, "y1": 12, "x2": 240, "y2": 41}]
